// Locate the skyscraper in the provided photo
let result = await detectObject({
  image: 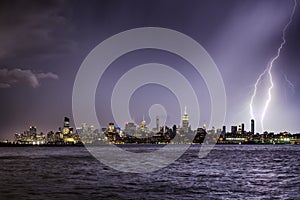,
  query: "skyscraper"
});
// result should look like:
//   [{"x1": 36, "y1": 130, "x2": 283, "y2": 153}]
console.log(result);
[
  {"x1": 108, "y1": 123, "x2": 115, "y2": 133},
  {"x1": 125, "y1": 122, "x2": 136, "y2": 136},
  {"x1": 62, "y1": 117, "x2": 70, "y2": 134},
  {"x1": 182, "y1": 107, "x2": 189, "y2": 130},
  {"x1": 241, "y1": 123, "x2": 245, "y2": 134},
  {"x1": 139, "y1": 116, "x2": 146, "y2": 128},
  {"x1": 203, "y1": 123, "x2": 207, "y2": 131},
  {"x1": 222, "y1": 125, "x2": 226, "y2": 135},
  {"x1": 251, "y1": 119, "x2": 255, "y2": 134},
  {"x1": 64, "y1": 117, "x2": 70, "y2": 128},
  {"x1": 231, "y1": 126, "x2": 237, "y2": 134},
  {"x1": 238, "y1": 125, "x2": 242, "y2": 134},
  {"x1": 138, "y1": 116, "x2": 149, "y2": 137},
  {"x1": 156, "y1": 116, "x2": 159, "y2": 132}
]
